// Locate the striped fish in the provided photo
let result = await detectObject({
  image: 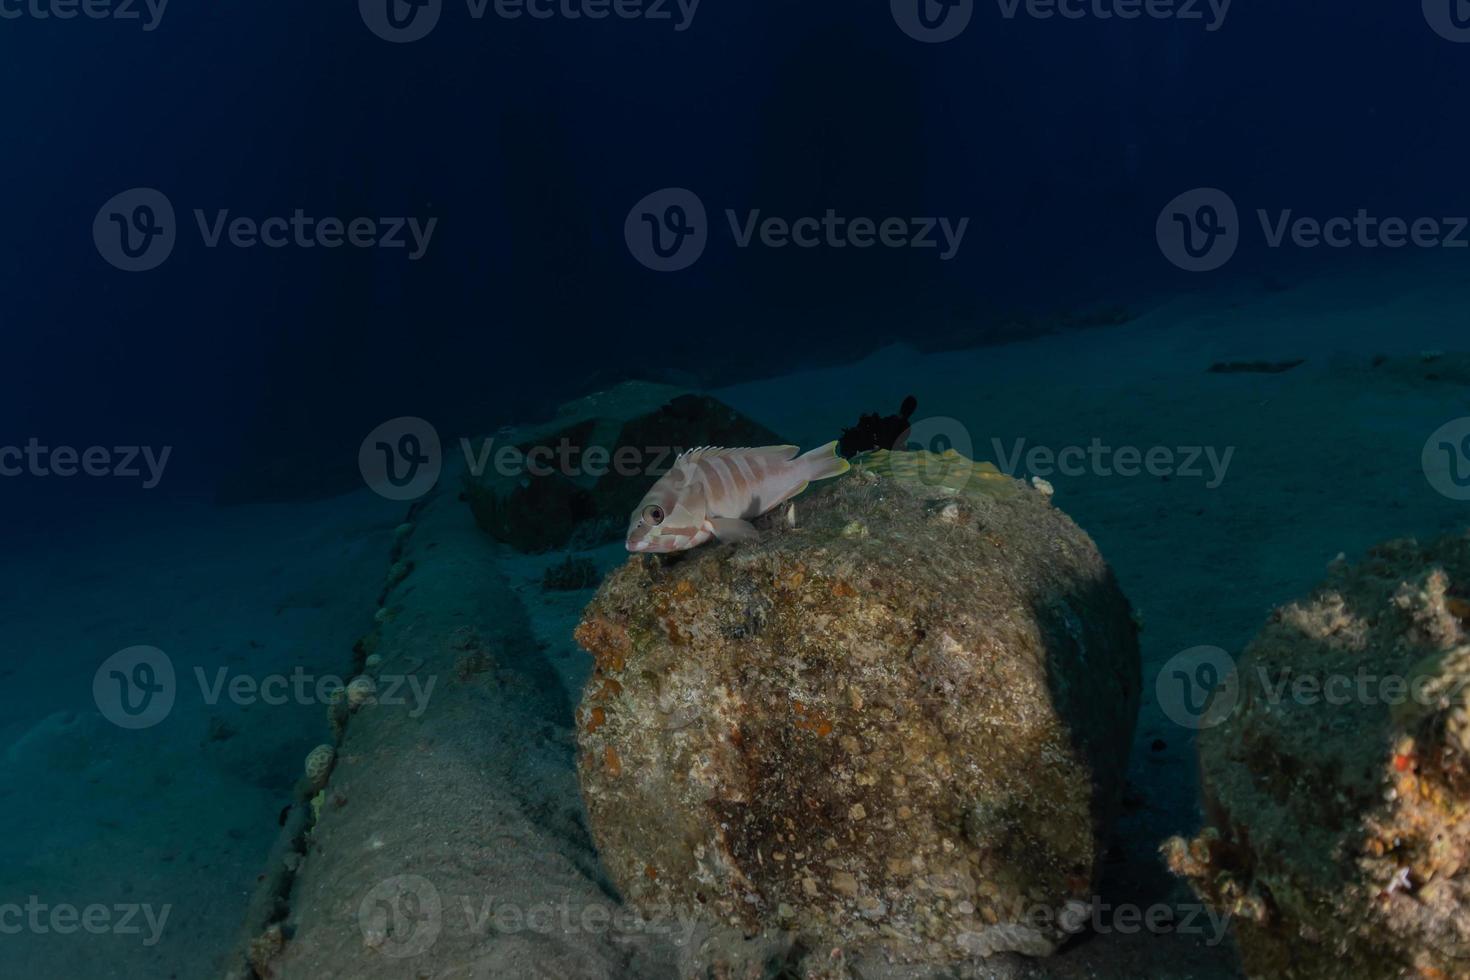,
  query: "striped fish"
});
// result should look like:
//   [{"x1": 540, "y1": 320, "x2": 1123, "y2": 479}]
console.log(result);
[{"x1": 626, "y1": 442, "x2": 850, "y2": 553}]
